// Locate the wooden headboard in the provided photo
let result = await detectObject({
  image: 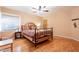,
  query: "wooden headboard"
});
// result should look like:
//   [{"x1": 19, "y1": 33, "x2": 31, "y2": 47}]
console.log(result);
[{"x1": 21, "y1": 22, "x2": 37, "y2": 30}]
